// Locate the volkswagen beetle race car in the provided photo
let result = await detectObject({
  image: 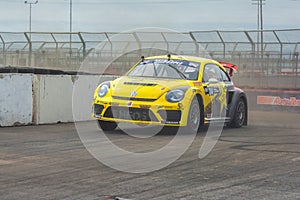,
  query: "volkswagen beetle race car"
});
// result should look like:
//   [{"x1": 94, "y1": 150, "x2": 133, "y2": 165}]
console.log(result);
[{"x1": 92, "y1": 55, "x2": 247, "y2": 132}]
